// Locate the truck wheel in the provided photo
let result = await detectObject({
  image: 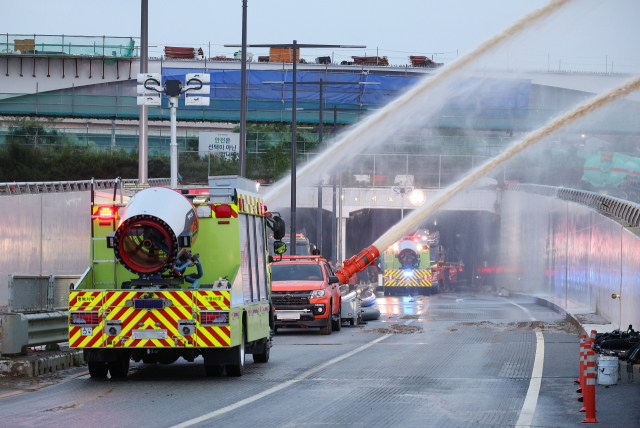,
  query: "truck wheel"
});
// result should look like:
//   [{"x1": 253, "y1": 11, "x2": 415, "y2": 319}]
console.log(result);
[
  {"x1": 332, "y1": 302, "x2": 342, "y2": 332},
  {"x1": 320, "y1": 306, "x2": 332, "y2": 335},
  {"x1": 108, "y1": 356, "x2": 130, "y2": 378},
  {"x1": 88, "y1": 361, "x2": 108, "y2": 378},
  {"x1": 226, "y1": 322, "x2": 246, "y2": 377},
  {"x1": 204, "y1": 365, "x2": 224, "y2": 376},
  {"x1": 253, "y1": 341, "x2": 270, "y2": 363}
]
